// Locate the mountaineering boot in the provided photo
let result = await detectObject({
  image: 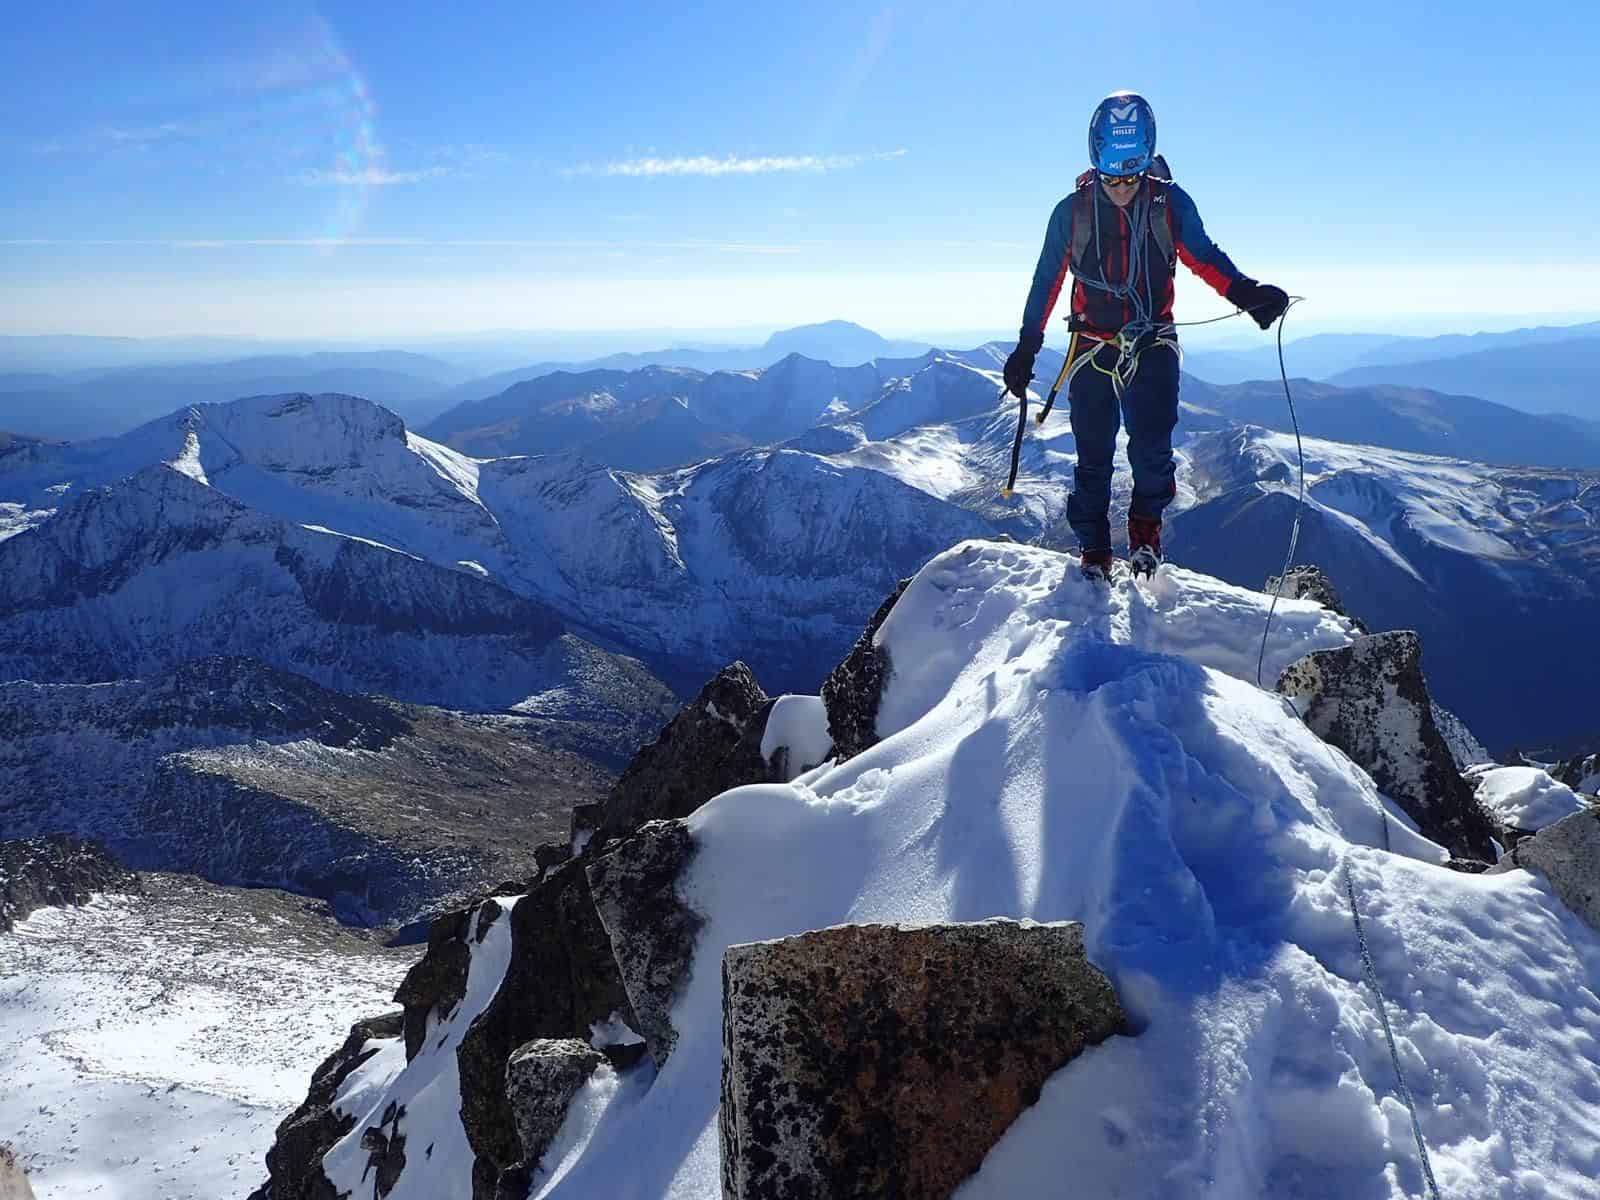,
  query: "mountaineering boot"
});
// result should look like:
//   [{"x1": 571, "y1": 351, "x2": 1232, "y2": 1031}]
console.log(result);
[
  {"x1": 1128, "y1": 514, "x2": 1163, "y2": 578},
  {"x1": 1080, "y1": 548, "x2": 1116, "y2": 583}
]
